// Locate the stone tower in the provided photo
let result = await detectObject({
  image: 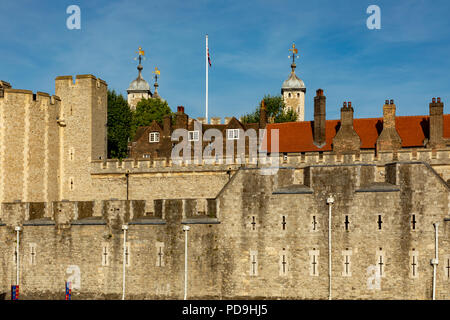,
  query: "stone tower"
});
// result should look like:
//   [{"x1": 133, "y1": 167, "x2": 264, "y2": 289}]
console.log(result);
[
  {"x1": 55, "y1": 75, "x2": 108, "y2": 201},
  {"x1": 127, "y1": 47, "x2": 152, "y2": 110},
  {"x1": 281, "y1": 43, "x2": 306, "y2": 122}
]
